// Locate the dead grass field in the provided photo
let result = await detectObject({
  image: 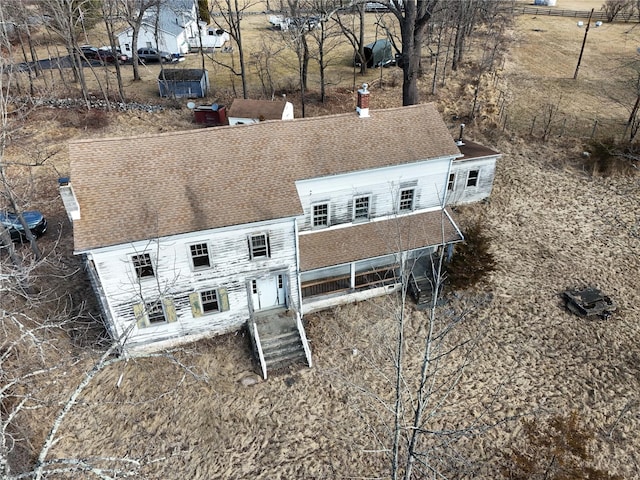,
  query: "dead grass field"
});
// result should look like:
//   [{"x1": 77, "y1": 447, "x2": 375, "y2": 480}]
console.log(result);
[{"x1": 5, "y1": 2, "x2": 640, "y2": 478}]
